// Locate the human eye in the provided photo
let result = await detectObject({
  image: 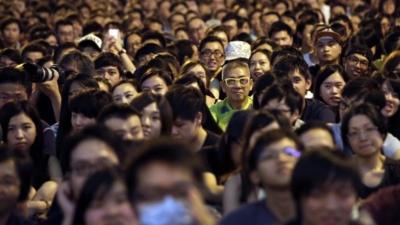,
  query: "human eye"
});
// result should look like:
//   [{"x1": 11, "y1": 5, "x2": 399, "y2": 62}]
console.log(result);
[
  {"x1": 151, "y1": 113, "x2": 160, "y2": 121},
  {"x1": 348, "y1": 130, "x2": 358, "y2": 137},
  {"x1": 240, "y1": 77, "x2": 249, "y2": 85}
]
